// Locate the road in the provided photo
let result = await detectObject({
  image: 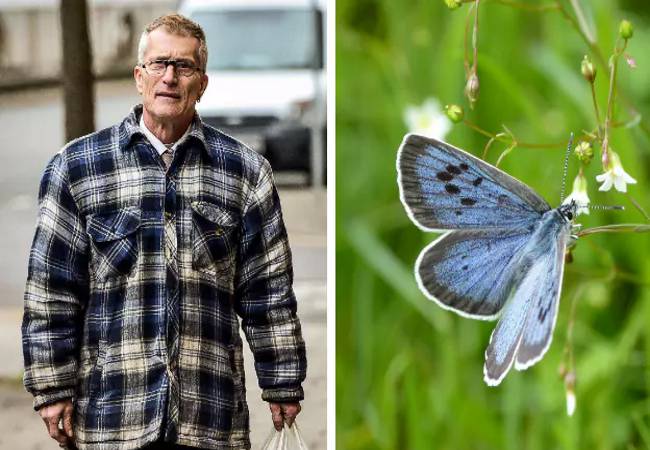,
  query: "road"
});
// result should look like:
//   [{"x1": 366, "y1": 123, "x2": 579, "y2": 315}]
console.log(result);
[{"x1": 0, "y1": 81, "x2": 326, "y2": 449}]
